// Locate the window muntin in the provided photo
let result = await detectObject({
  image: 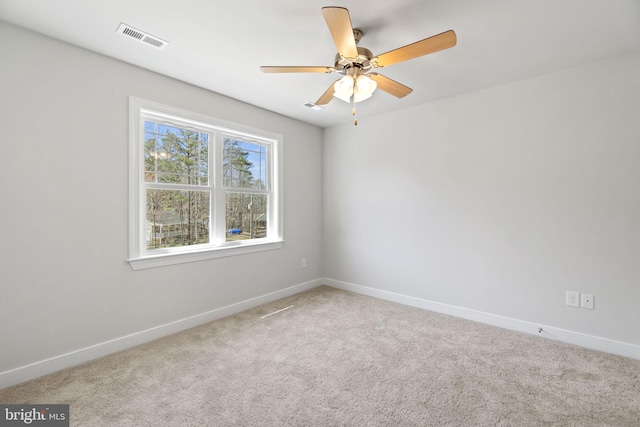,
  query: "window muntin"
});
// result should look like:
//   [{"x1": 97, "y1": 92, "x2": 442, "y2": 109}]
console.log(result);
[{"x1": 128, "y1": 97, "x2": 283, "y2": 269}]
